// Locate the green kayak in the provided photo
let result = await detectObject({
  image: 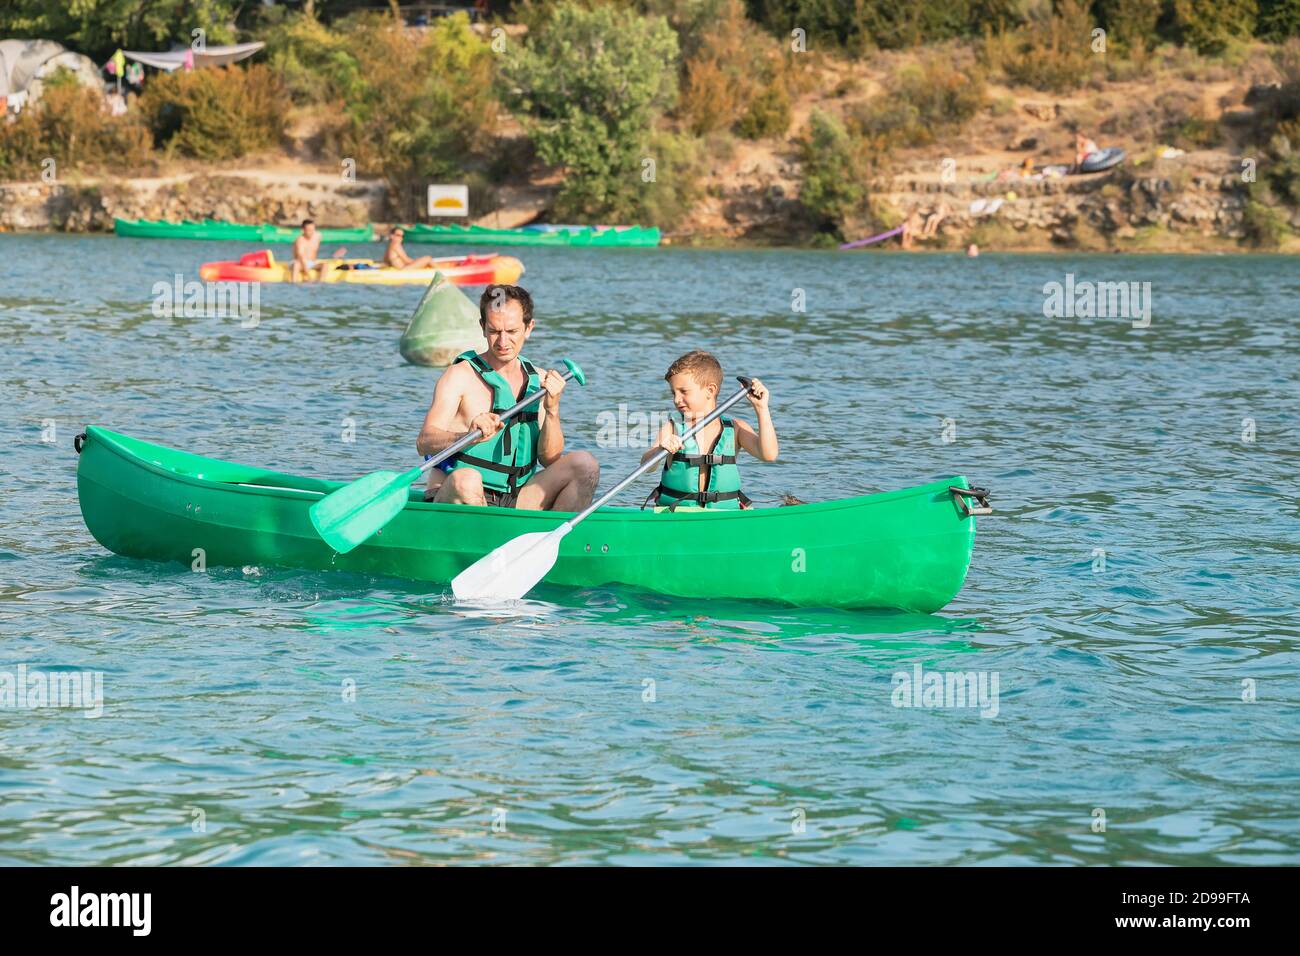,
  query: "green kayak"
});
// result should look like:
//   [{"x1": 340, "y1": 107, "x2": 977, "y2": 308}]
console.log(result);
[
  {"x1": 402, "y1": 223, "x2": 662, "y2": 248},
  {"x1": 74, "y1": 426, "x2": 986, "y2": 612},
  {"x1": 114, "y1": 218, "x2": 375, "y2": 243}
]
